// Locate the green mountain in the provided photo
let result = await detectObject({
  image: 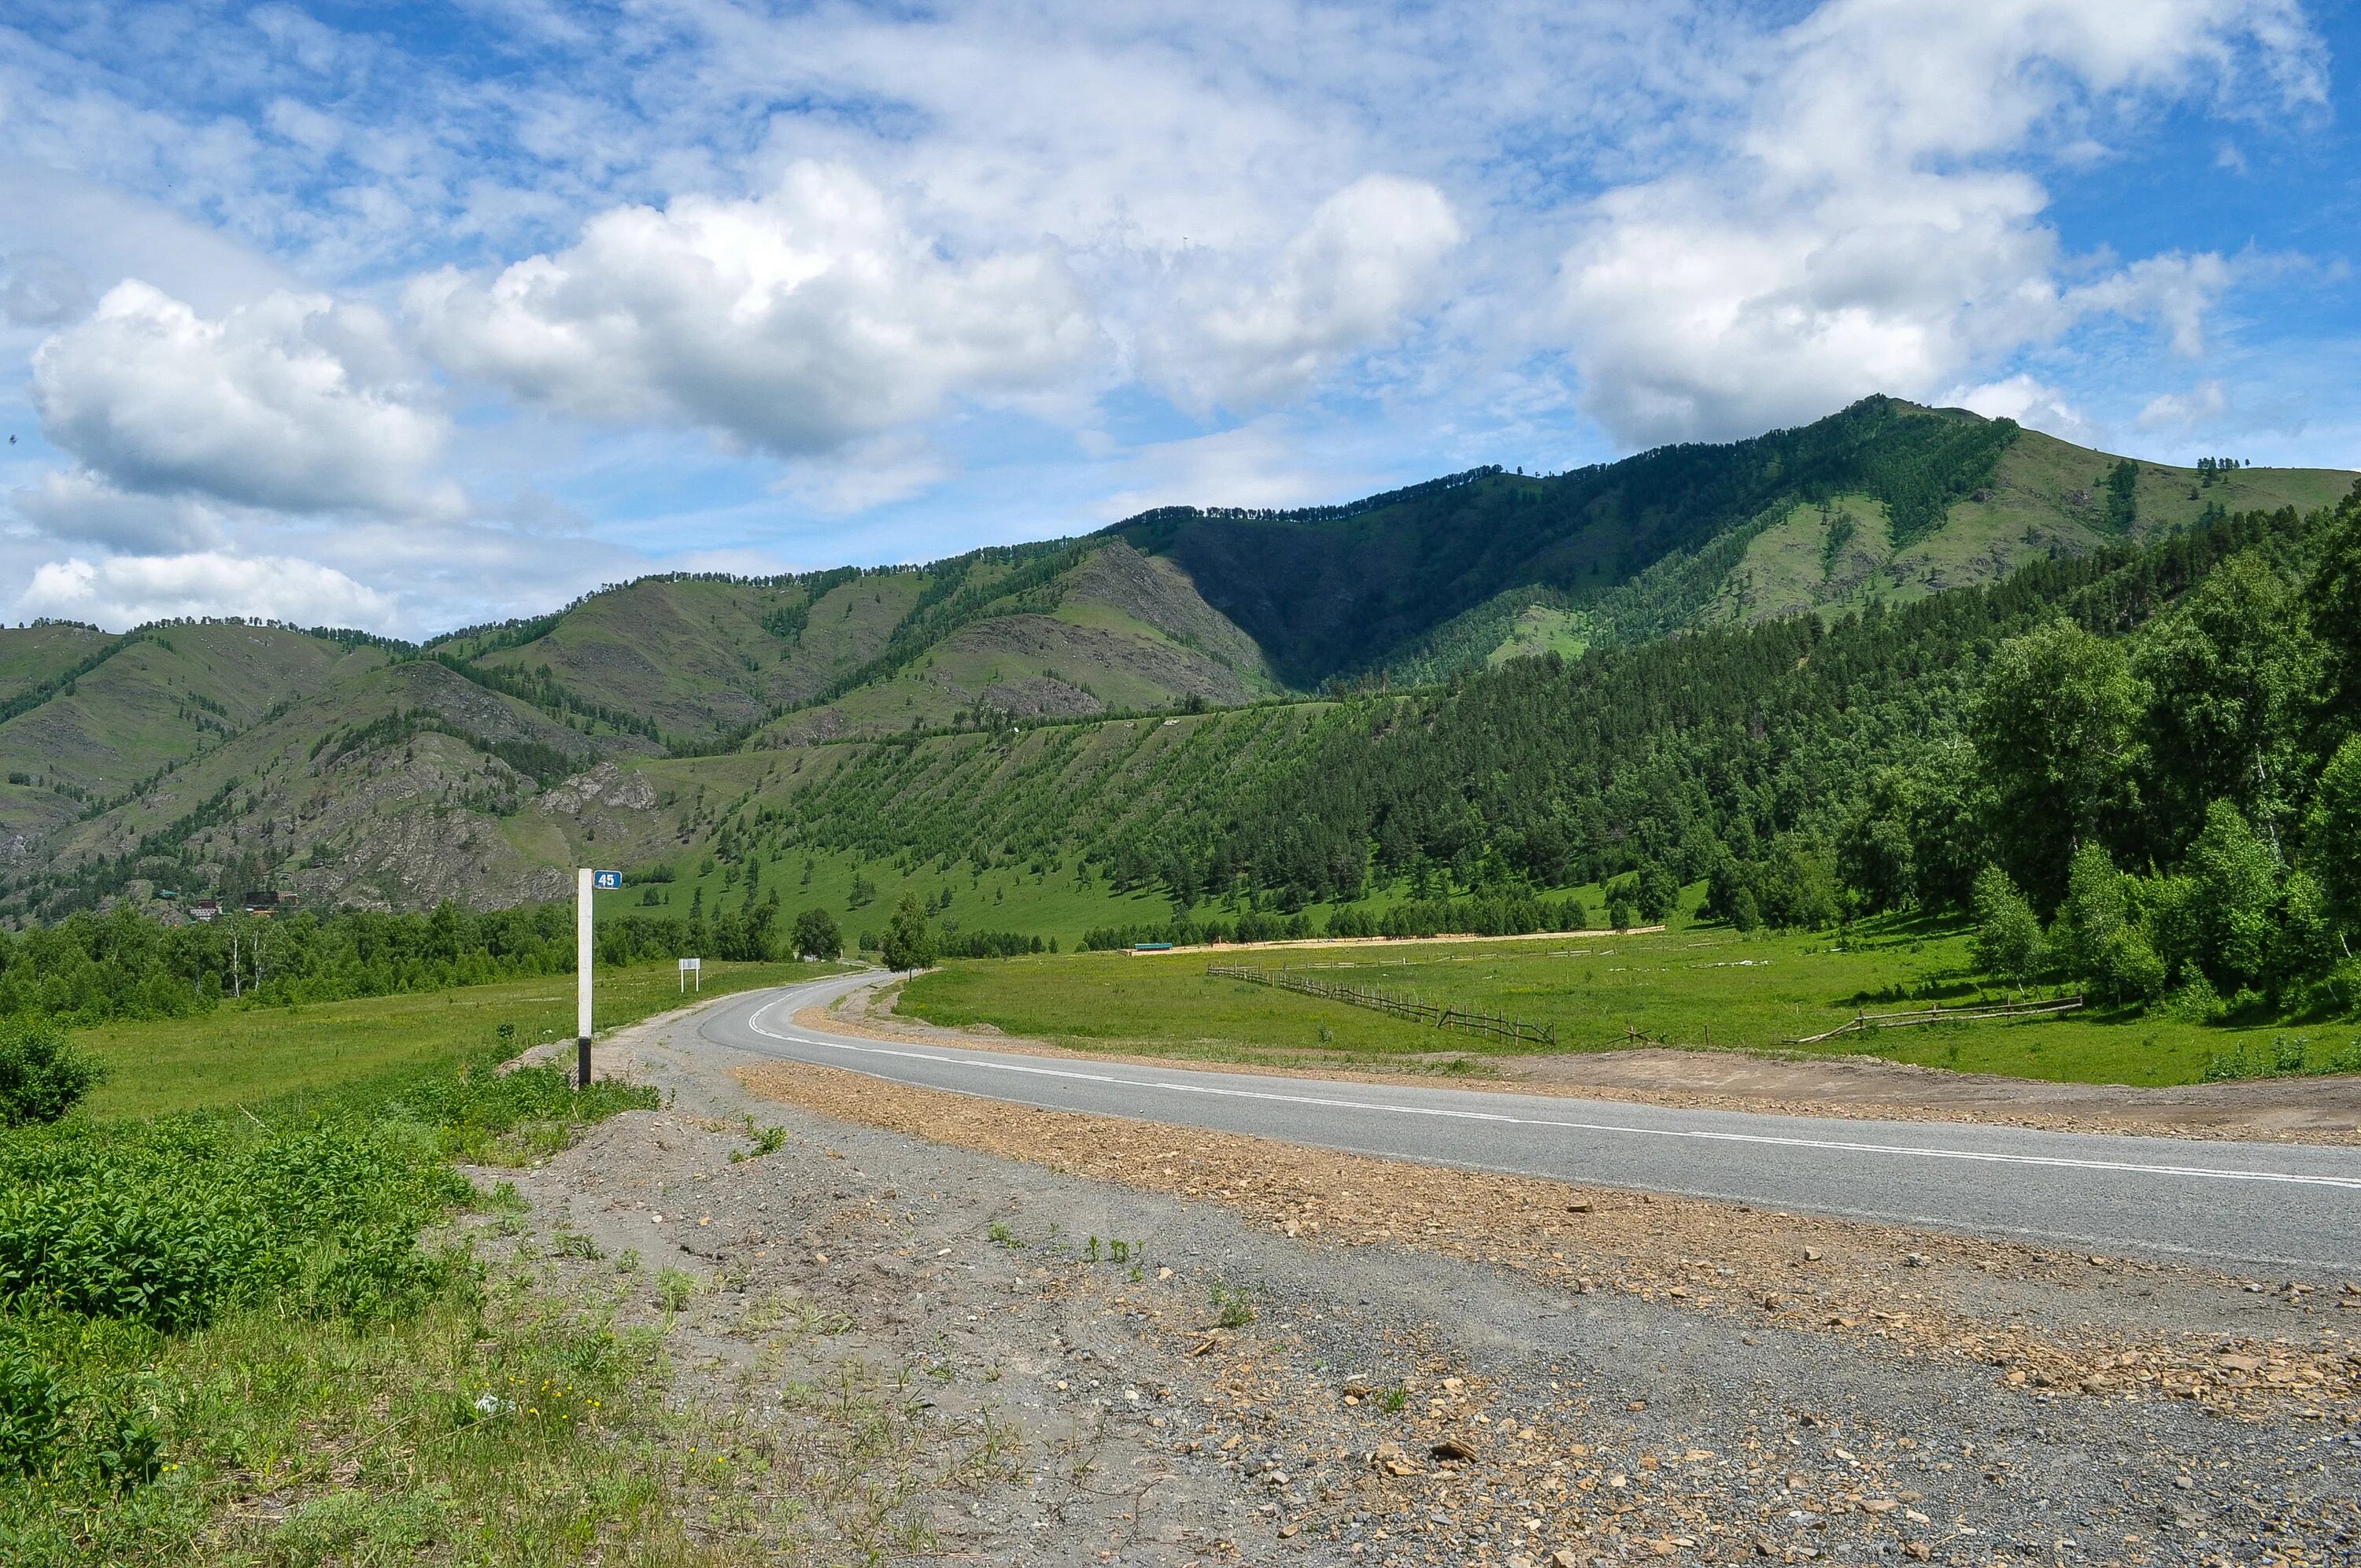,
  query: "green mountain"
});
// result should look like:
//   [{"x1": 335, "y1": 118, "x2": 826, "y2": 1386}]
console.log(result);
[
  {"x1": 1114, "y1": 397, "x2": 2345, "y2": 686},
  {"x1": 1, "y1": 397, "x2": 2349, "y2": 924}
]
